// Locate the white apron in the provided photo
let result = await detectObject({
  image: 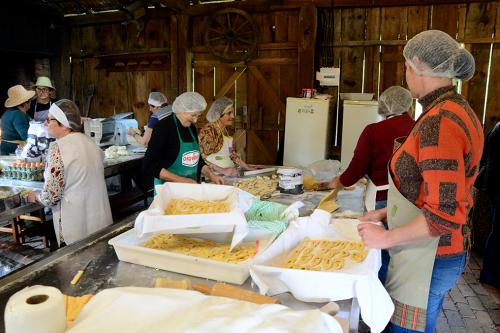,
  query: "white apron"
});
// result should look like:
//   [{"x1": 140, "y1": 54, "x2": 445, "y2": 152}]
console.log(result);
[
  {"x1": 206, "y1": 135, "x2": 235, "y2": 168},
  {"x1": 364, "y1": 179, "x2": 389, "y2": 212},
  {"x1": 49, "y1": 133, "x2": 112, "y2": 245}
]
